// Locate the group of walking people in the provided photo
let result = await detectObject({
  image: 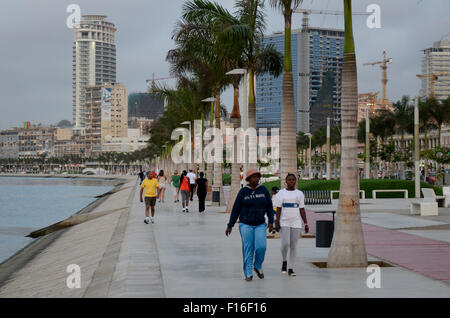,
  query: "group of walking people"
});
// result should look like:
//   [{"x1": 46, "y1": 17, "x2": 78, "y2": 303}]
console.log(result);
[
  {"x1": 139, "y1": 167, "x2": 308, "y2": 281},
  {"x1": 226, "y1": 170, "x2": 309, "y2": 281},
  {"x1": 139, "y1": 168, "x2": 209, "y2": 224}
]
